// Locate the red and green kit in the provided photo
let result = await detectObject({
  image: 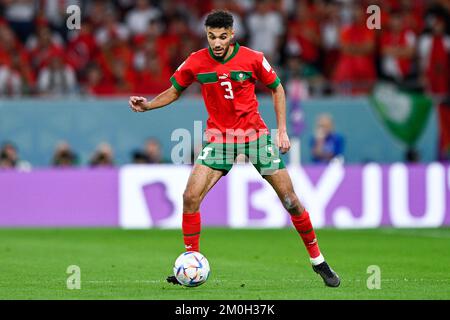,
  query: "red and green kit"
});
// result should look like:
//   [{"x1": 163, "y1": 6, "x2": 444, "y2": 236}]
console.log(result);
[{"x1": 170, "y1": 43, "x2": 285, "y2": 174}]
